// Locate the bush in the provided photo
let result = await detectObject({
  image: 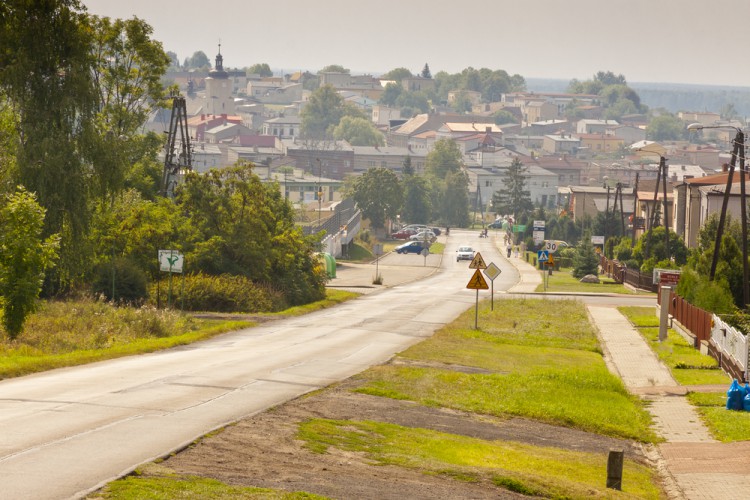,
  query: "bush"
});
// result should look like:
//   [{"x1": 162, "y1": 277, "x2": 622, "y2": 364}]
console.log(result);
[
  {"x1": 149, "y1": 273, "x2": 285, "y2": 313},
  {"x1": 92, "y1": 258, "x2": 148, "y2": 305}
]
